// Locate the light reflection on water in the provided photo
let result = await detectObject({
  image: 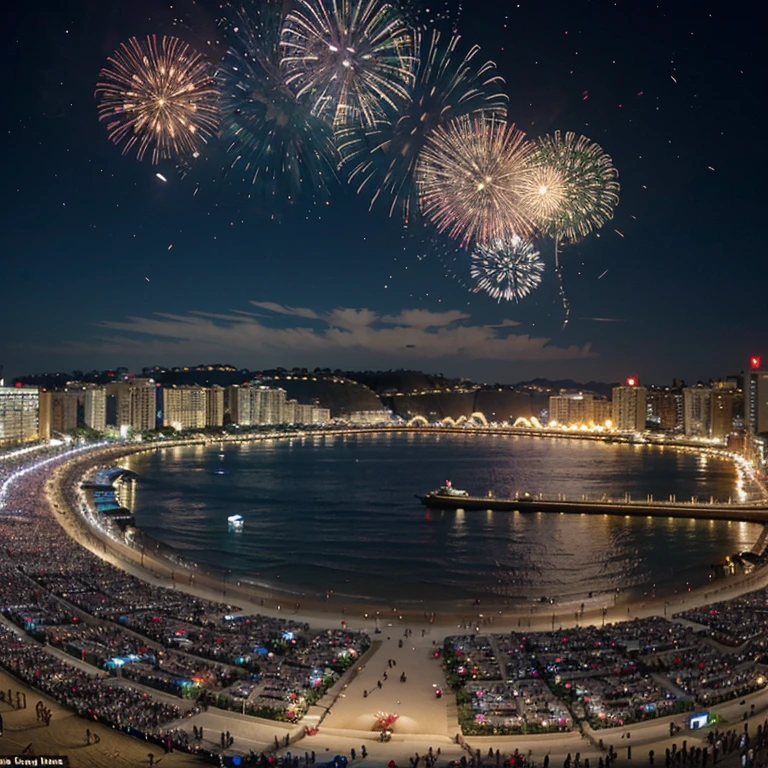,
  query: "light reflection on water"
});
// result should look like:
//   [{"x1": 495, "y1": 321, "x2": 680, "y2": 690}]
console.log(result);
[{"x1": 127, "y1": 433, "x2": 760, "y2": 605}]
